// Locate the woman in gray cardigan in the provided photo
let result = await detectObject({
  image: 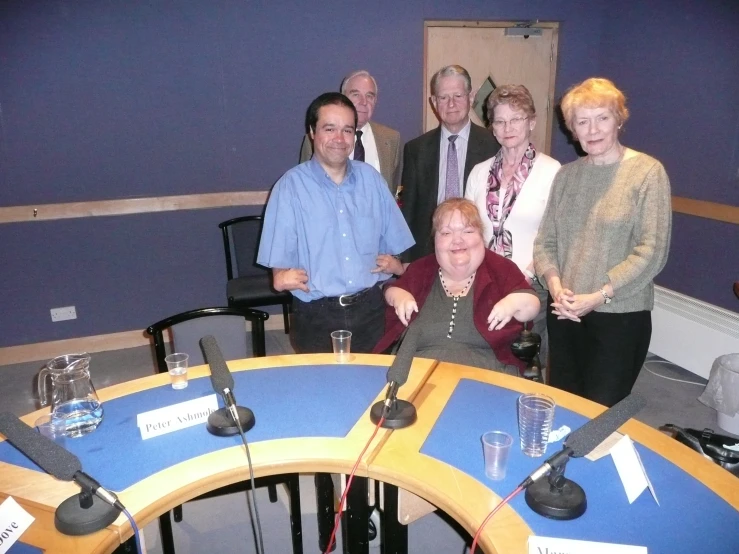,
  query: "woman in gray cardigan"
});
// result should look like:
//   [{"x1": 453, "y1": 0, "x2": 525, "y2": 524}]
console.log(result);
[{"x1": 533, "y1": 78, "x2": 672, "y2": 407}]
